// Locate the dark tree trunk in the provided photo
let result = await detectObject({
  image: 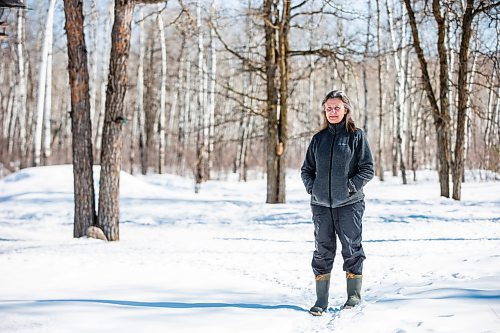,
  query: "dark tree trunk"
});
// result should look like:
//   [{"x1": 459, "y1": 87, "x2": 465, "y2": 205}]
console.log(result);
[
  {"x1": 98, "y1": 0, "x2": 135, "y2": 241},
  {"x1": 144, "y1": 35, "x2": 156, "y2": 174},
  {"x1": 453, "y1": 0, "x2": 474, "y2": 200},
  {"x1": 264, "y1": 0, "x2": 289, "y2": 204},
  {"x1": 63, "y1": 0, "x2": 97, "y2": 238},
  {"x1": 404, "y1": 0, "x2": 450, "y2": 197}
]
